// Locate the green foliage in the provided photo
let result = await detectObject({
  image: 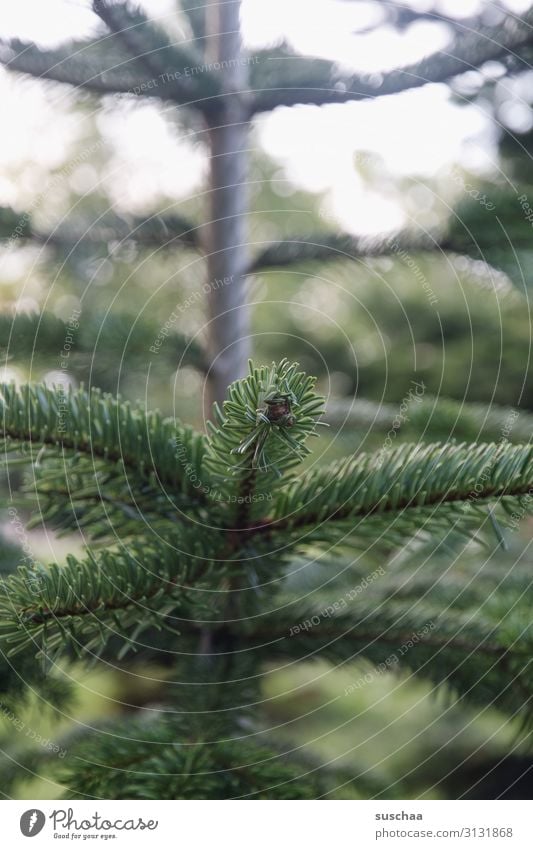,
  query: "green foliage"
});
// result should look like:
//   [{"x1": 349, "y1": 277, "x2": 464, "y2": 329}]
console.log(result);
[
  {"x1": 0, "y1": 382, "x2": 207, "y2": 537},
  {"x1": 250, "y1": 11, "x2": 533, "y2": 113},
  {"x1": 257, "y1": 553, "x2": 533, "y2": 724},
  {"x1": 179, "y1": 0, "x2": 206, "y2": 44},
  {"x1": 0, "y1": 35, "x2": 148, "y2": 97},
  {"x1": 0, "y1": 382, "x2": 205, "y2": 490},
  {"x1": 92, "y1": 1, "x2": 202, "y2": 93},
  {"x1": 205, "y1": 359, "x2": 325, "y2": 510},
  {"x1": 273, "y1": 441, "x2": 533, "y2": 546},
  {"x1": 0, "y1": 311, "x2": 206, "y2": 377},
  {"x1": 0, "y1": 206, "x2": 200, "y2": 252},
  {"x1": 446, "y1": 187, "x2": 533, "y2": 290},
  {"x1": 0, "y1": 8, "x2": 218, "y2": 106},
  {"x1": 3, "y1": 0, "x2": 533, "y2": 800},
  {"x1": 0, "y1": 648, "x2": 73, "y2": 714},
  {"x1": 0, "y1": 534, "x2": 214, "y2": 660},
  {"x1": 53, "y1": 717, "x2": 323, "y2": 799},
  {"x1": 253, "y1": 262, "x2": 533, "y2": 410},
  {"x1": 248, "y1": 230, "x2": 418, "y2": 273},
  {"x1": 326, "y1": 396, "x2": 533, "y2": 444}
]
